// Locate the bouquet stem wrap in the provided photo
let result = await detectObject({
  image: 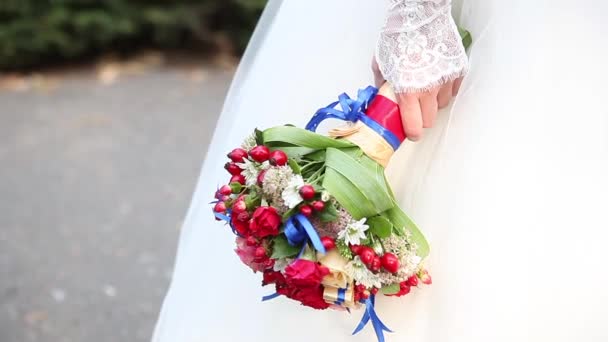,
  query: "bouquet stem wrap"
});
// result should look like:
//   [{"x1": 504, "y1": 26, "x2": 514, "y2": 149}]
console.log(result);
[{"x1": 328, "y1": 83, "x2": 402, "y2": 167}]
